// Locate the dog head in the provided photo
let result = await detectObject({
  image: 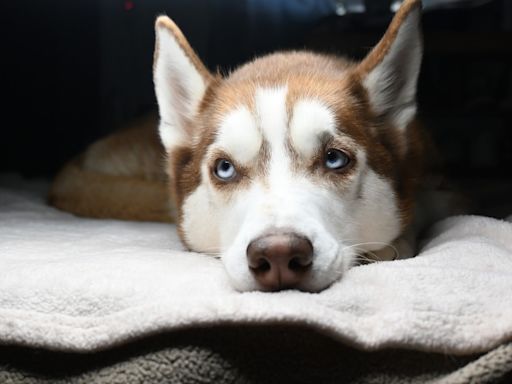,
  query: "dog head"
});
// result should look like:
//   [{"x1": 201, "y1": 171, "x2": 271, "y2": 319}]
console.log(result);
[{"x1": 153, "y1": 0, "x2": 424, "y2": 292}]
